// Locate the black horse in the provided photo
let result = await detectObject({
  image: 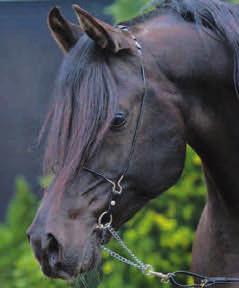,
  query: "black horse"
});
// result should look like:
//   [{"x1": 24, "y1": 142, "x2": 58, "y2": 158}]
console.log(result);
[{"x1": 28, "y1": 0, "x2": 239, "y2": 286}]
